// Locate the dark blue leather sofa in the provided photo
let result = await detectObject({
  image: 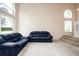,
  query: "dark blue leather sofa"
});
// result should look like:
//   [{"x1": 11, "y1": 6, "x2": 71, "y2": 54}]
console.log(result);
[
  {"x1": 28, "y1": 31, "x2": 53, "y2": 42},
  {"x1": 0, "y1": 33, "x2": 28, "y2": 56}
]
